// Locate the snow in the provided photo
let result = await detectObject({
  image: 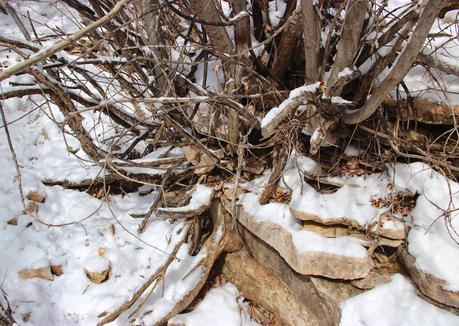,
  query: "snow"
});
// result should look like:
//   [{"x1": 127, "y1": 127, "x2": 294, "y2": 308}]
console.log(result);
[
  {"x1": 170, "y1": 283, "x2": 259, "y2": 326},
  {"x1": 290, "y1": 169, "x2": 391, "y2": 226},
  {"x1": 338, "y1": 67, "x2": 353, "y2": 79},
  {"x1": 260, "y1": 82, "x2": 320, "y2": 129},
  {"x1": 343, "y1": 145, "x2": 363, "y2": 157},
  {"x1": 340, "y1": 274, "x2": 459, "y2": 326},
  {"x1": 369, "y1": 0, "x2": 459, "y2": 105},
  {"x1": 0, "y1": 3, "x2": 211, "y2": 325},
  {"x1": 388, "y1": 163, "x2": 459, "y2": 291},
  {"x1": 159, "y1": 184, "x2": 214, "y2": 214},
  {"x1": 239, "y1": 156, "x2": 370, "y2": 258},
  {"x1": 84, "y1": 256, "x2": 110, "y2": 273},
  {"x1": 1, "y1": 1, "x2": 458, "y2": 325},
  {"x1": 243, "y1": 152, "x2": 459, "y2": 292},
  {"x1": 268, "y1": 1, "x2": 287, "y2": 27}
]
